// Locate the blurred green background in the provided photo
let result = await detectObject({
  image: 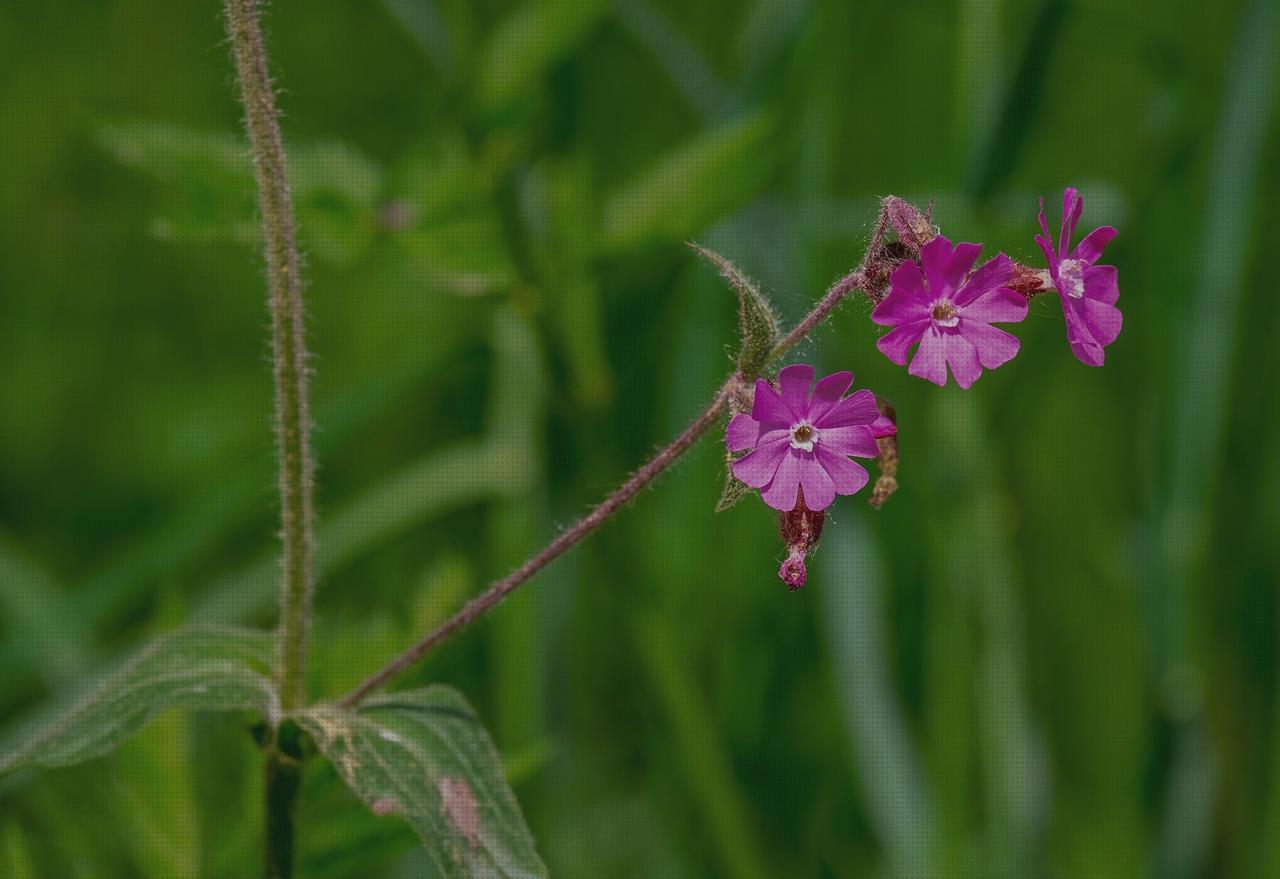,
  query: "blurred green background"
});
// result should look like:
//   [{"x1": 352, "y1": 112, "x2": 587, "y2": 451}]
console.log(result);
[{"x1": 2, "y1": 0, "x2": 1278, "y2": 876}]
